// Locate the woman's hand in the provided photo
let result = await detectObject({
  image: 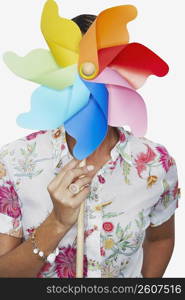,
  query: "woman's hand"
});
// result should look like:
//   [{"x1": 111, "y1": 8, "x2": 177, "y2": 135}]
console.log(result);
[{"x1": 47, "y1": 159, "x2": 94, "y2": 229}]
